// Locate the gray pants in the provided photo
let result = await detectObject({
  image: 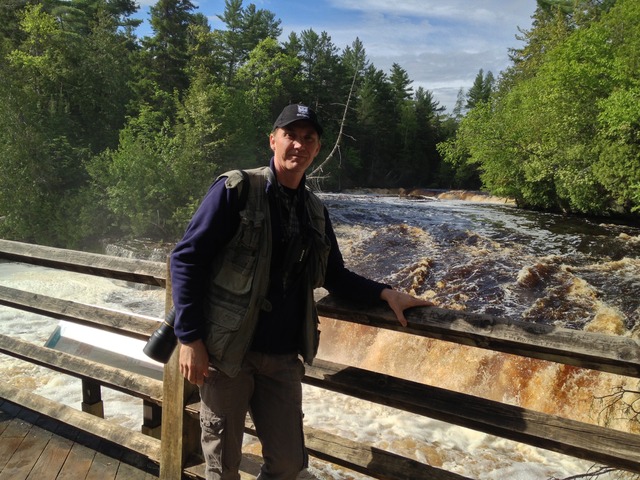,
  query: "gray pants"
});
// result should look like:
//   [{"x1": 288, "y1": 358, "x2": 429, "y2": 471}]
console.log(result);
[{"x1": 199, "y1": 352, "x2": 308, "y2": 480}]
